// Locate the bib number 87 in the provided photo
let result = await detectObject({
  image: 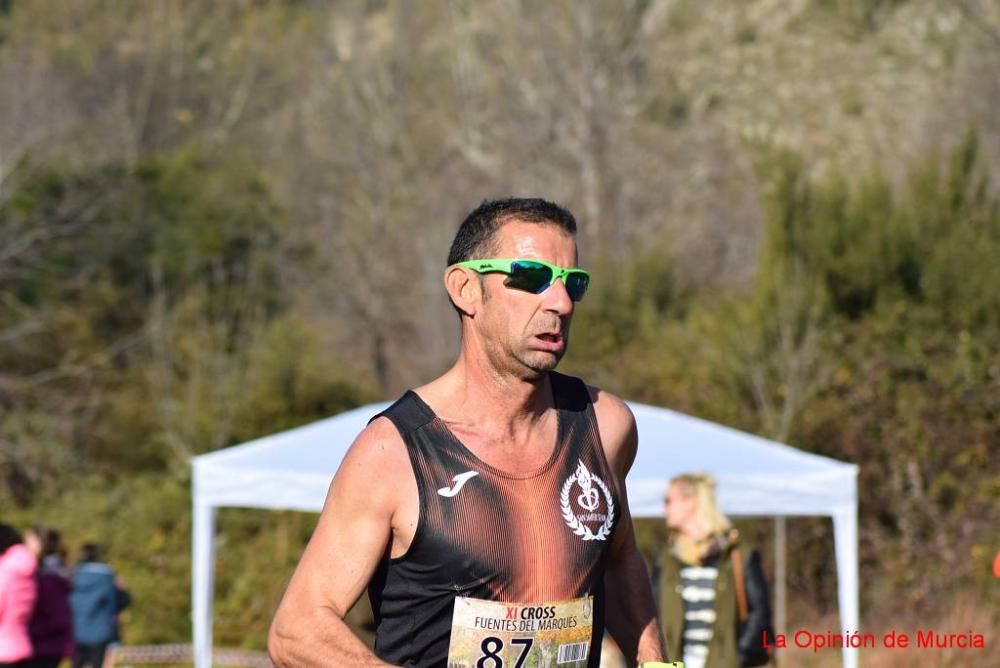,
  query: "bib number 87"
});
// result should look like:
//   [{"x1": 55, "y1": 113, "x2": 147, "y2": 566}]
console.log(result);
[{"x1": 476, "y1": 637, "x2": 534, "y2": 668}]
